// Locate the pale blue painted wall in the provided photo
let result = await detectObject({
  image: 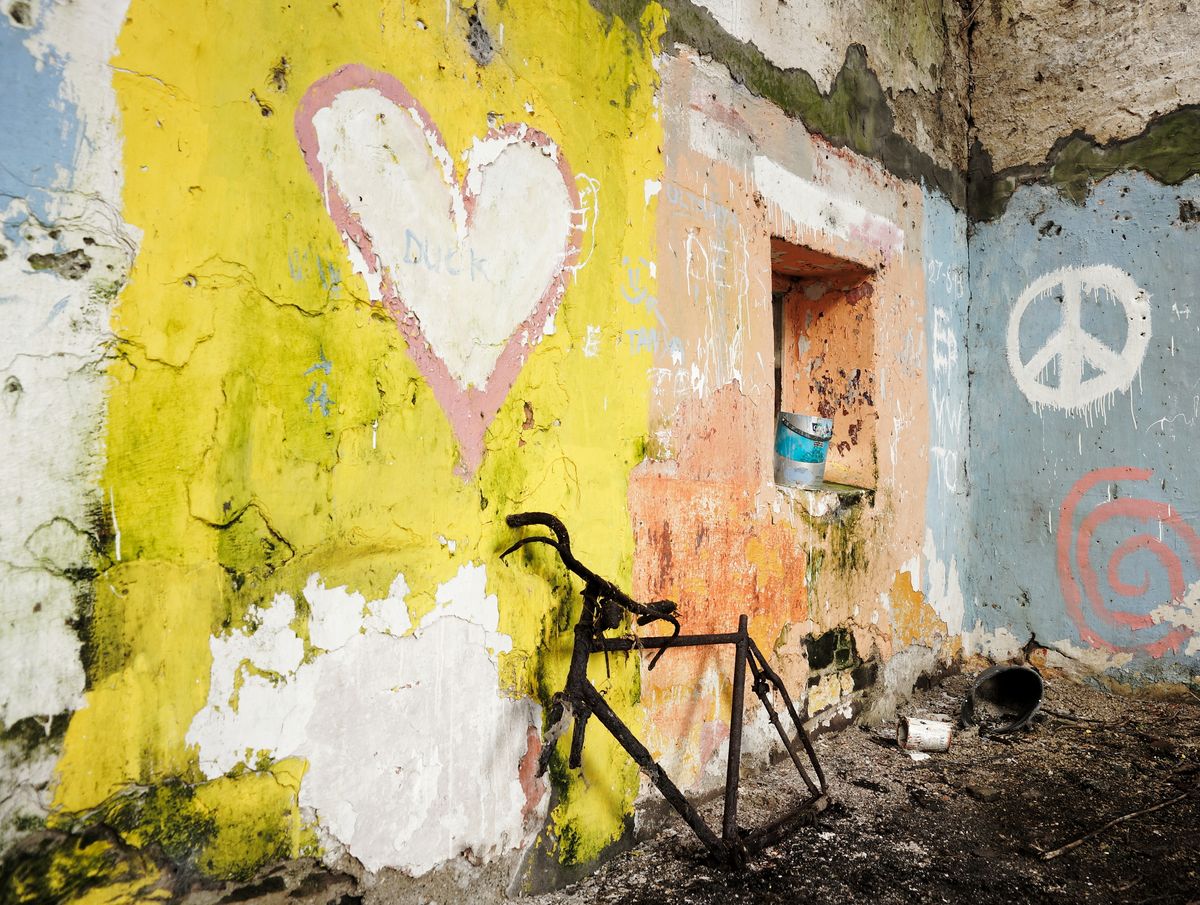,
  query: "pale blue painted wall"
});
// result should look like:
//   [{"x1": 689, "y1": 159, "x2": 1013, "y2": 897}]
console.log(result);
[
  {"x1": 968, "y1": 172, "x2": 1200, "y2": 683},
  {"x1": 0, "y1": 9, "x2": 81, "y2": 240},
  {"x1": 921, "y1": 188, "x2": 970, "y2": 630}
]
